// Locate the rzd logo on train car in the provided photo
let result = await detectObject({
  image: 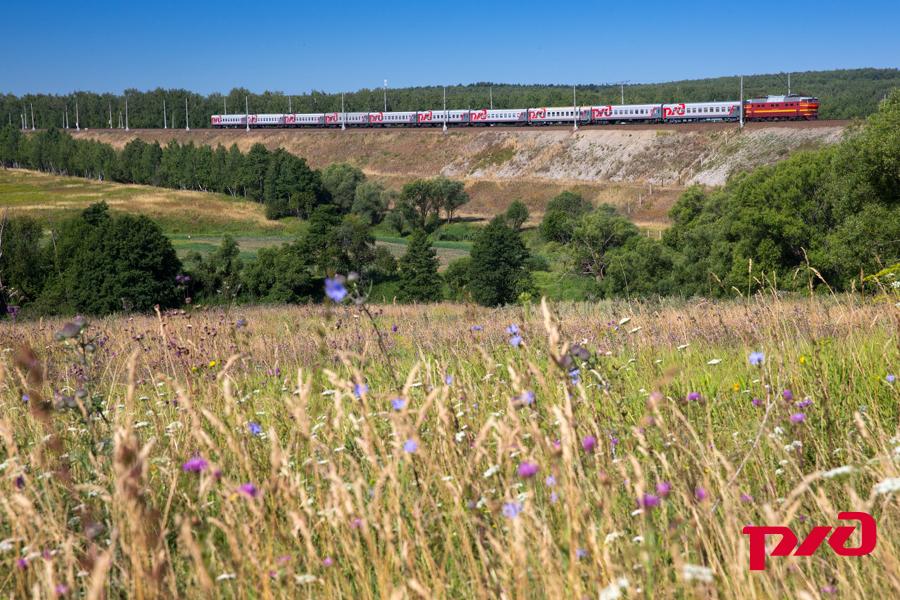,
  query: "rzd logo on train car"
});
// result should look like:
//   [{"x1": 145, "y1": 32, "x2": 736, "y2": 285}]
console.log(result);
[
  {"x1": 528, "y1": 108, "x2": 547, "y2": 120},
  {"x1": 417, "y1": 111, "x2": 433, "y2": 122},
  {"x1": 285, "y1": 115, "x2": 296, "y2": 124},
  {"x1": 471, "y1": 109, "x2": 488, "y2": 121},
  {"x1": 591, "y1": 106, "x2": 613, "y2": 119},
  {"x1": 742, "y1": 512, "x2": 876, "y2": 571},
  {"x1": 663, "y1": 104, "x2": 686, "y2": 118},
  {"x1": 325, "y1": 113, "x2": 339, "y2": 124},
  {"x1": 369, "y1": 112, "x2": 384, "y2": 123}
]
